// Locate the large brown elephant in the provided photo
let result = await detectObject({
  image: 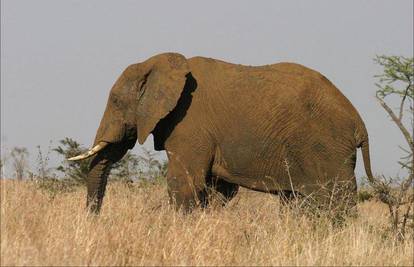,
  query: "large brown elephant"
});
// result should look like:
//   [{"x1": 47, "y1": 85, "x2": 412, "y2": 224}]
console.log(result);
[{"x1": 69, "y1": 52, "x2": 374, "y2": 213}]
